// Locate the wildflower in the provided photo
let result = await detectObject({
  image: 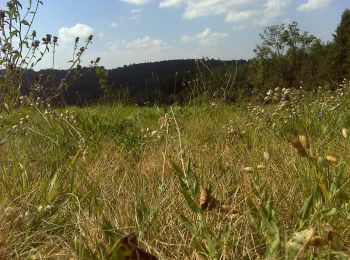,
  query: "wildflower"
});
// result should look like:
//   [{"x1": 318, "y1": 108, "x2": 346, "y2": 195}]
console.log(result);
[
  {"x1": 0, "y1": 9, "x2": 5, "y2": 19},
  {"x1": 88, "y1": 34, "x2": 93, "y2": 41},
  {"x1": 8, "y1": 62, "x2": 14, "y2": 70},
  {"x1": 32, "y1": 30, "x2": 37, "y2": 37},
  {"x1": 53, "y1": 36, "x2": 58, "y2": 43},
  {"x1": 75, "y1": 37, "x2": 80, "y2": 44},
  {"x1": 1, "y1": 46, "x2": 6, "y2": 53},
  {"x1": 80, "y1": 47, "x2": 85, "y2": 53},
  {"x1": 46, "y1": 34, "x2": 52, "y2": 42},
  {"x1": 32, "y1": 40, "x2": 40, "y2": 48}
]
